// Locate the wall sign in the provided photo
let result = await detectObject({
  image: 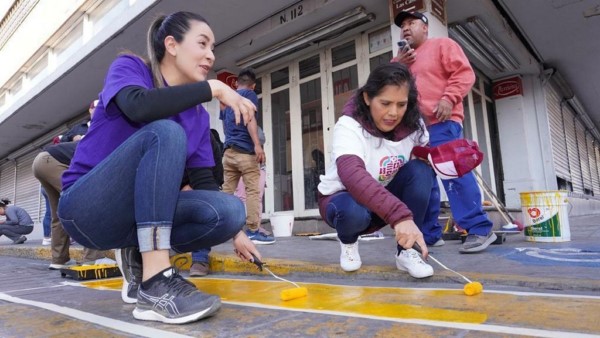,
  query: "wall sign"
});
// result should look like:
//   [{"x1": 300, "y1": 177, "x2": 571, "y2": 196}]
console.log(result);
[
  {"x1": 389, "y1": 0, "x2": 425, "y2": 22},
  {"x1": 217, "y1": 71, "x2": 237, "y2": 90},
  {"x1": 430, "y1": 0, "x2": 446, "y2": 24},
  {"x1": 493, "y1": 76, "x2": 523, "y2": 99}
]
